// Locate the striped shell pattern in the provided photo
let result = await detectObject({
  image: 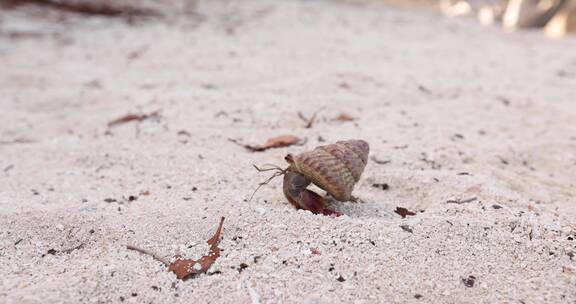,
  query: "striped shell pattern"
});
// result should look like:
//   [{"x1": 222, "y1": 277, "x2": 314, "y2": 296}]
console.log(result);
[{"x1": 285, "y1": 140, "x2": 369, "y2": 201}]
